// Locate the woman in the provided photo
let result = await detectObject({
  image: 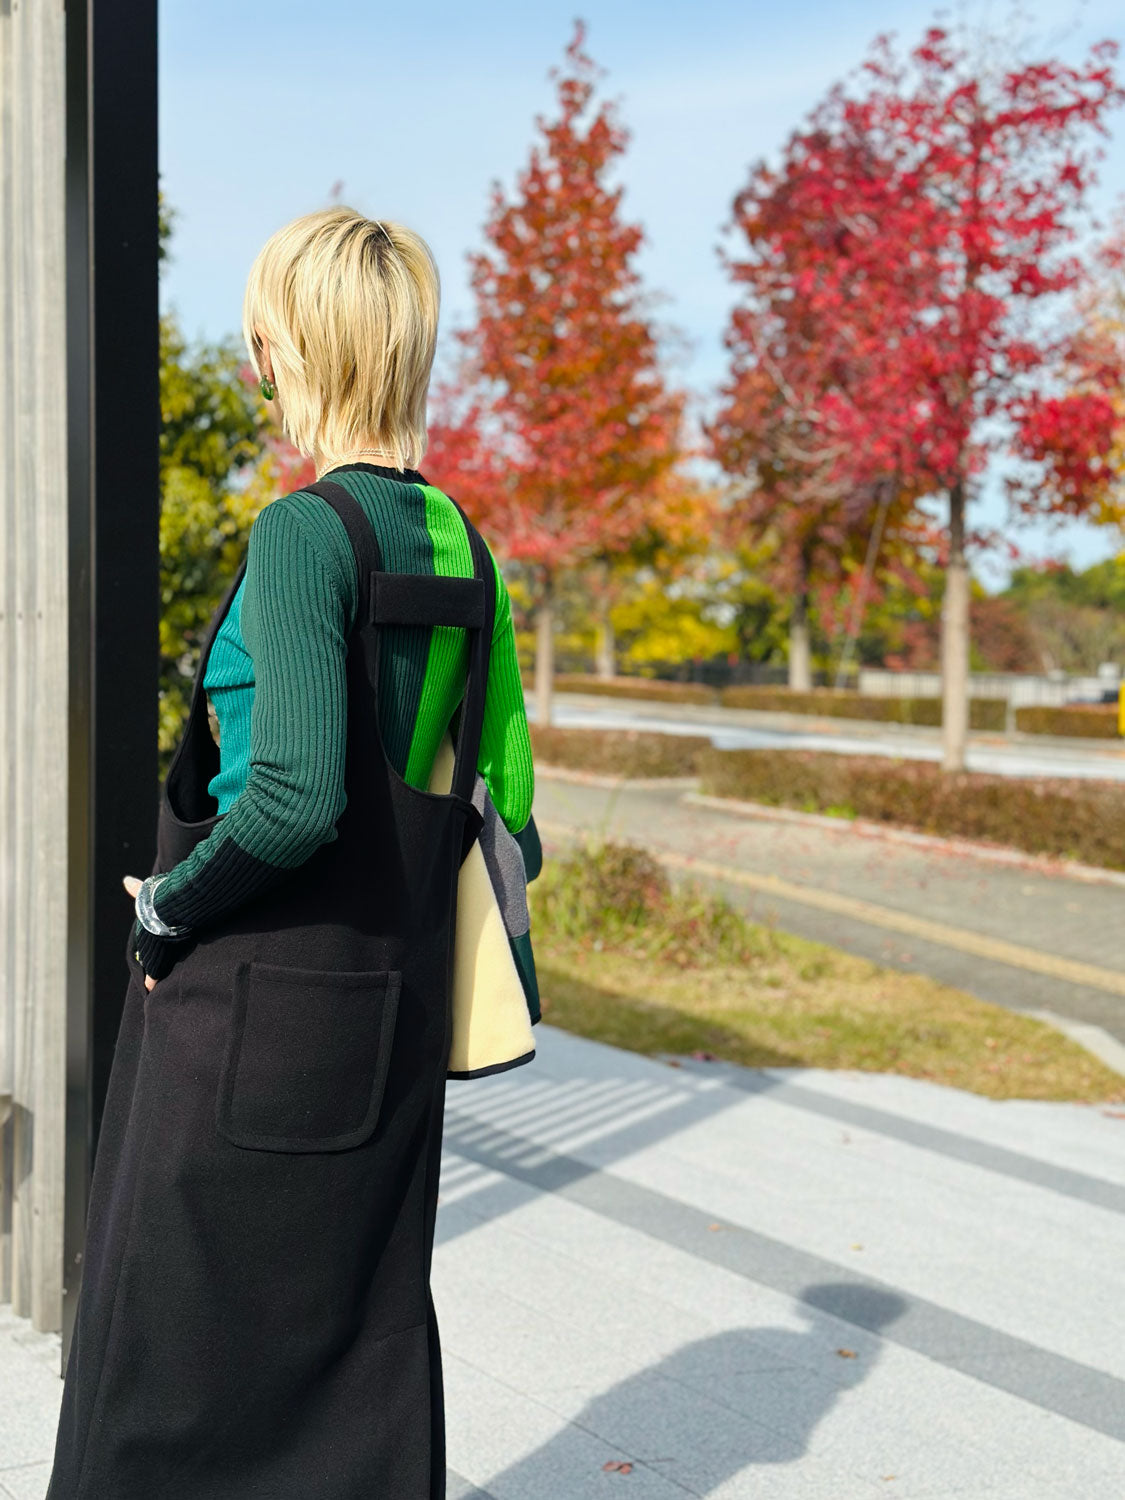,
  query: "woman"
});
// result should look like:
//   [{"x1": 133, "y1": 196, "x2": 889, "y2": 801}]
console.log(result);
[{"x1": 48, "y1": 207, "x2": 535, "y2": 1499}]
